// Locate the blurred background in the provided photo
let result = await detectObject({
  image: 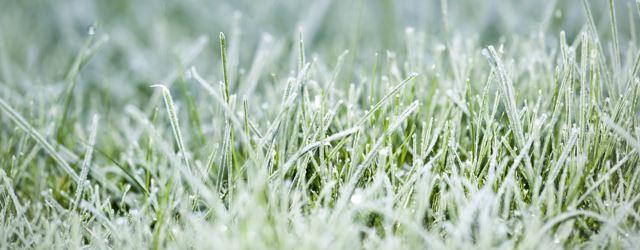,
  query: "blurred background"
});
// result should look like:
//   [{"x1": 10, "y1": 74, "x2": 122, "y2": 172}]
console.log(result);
[{"x1": 0, "y1": 0, "x2": 637, "y2": 108}]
